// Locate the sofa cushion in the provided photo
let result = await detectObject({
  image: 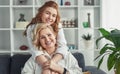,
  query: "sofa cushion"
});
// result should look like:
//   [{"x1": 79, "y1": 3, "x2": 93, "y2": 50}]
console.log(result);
[
  {"x1": 10, "y1": 54, "x2": 31, "y2": 74},
  {"x1": 72, "y1": 52, "x2": 86, "y2": 72},
  {"x1": 0, "y1": 55, "x2": 11, "y2": 74}
]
